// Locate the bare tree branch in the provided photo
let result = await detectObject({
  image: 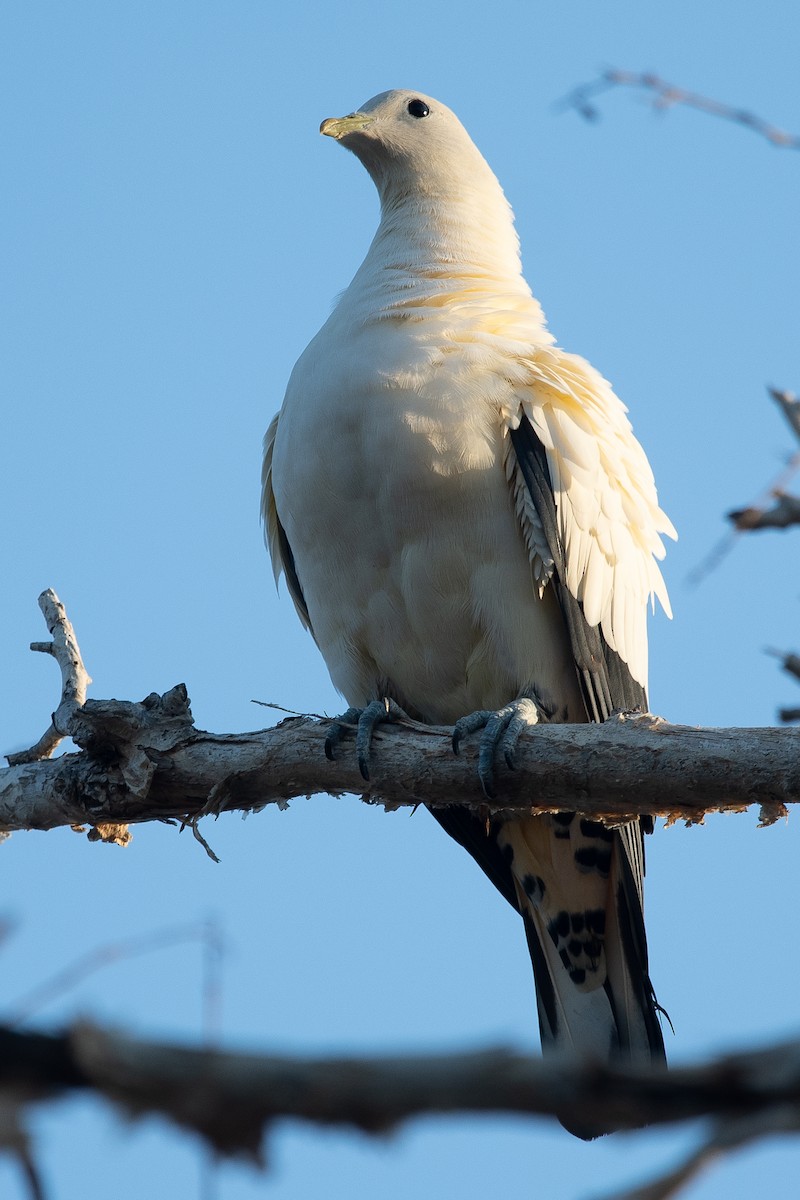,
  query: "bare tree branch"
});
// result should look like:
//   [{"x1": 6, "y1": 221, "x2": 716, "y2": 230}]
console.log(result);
[
  {"x1": 558, "y1": 70, "x2": 800, "y2": 150},
  {"x1": 2, "y1": 591, "x2": 797, "y2": 839},
  {"x1": 4, "y1": 688, "x2": 800, "y2": 835}
]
